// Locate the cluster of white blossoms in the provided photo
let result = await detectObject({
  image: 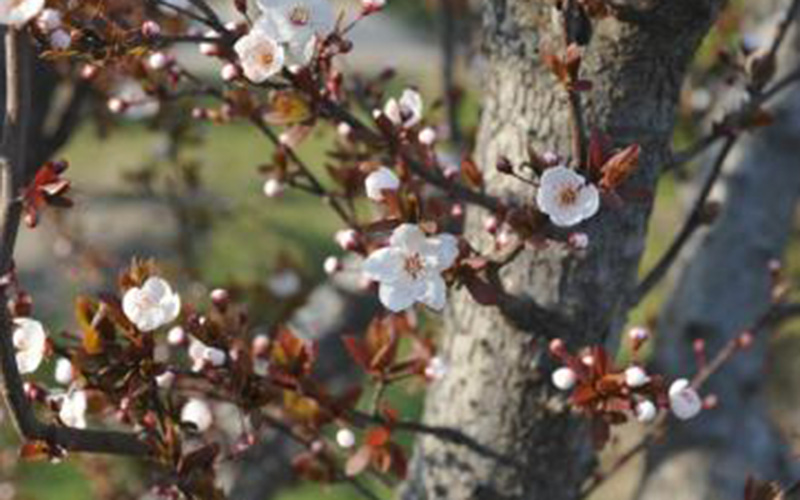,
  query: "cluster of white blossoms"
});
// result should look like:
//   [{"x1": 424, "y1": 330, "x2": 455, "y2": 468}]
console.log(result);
[
  {"x1": 0, "y1": 0, "x2": 44, "y2": 27},
  {"x1": 122, "y1": 276, "x2": 182, "y2": 332},
  {"x1": 362, "y1": 224, "x2": 459, "y2": 312},
  {"x1": 536, "y1": 166, "x2": 600, "y2": 228},
  {"x1": 234, "y1": 0, "x2": 336, "y2": 83},
  {"x1": 551, "y1": 364, "x2": 703, "y2": 422},
  {"x1": 12, "y1": 318, "x2": 47, "y2": 374}
]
